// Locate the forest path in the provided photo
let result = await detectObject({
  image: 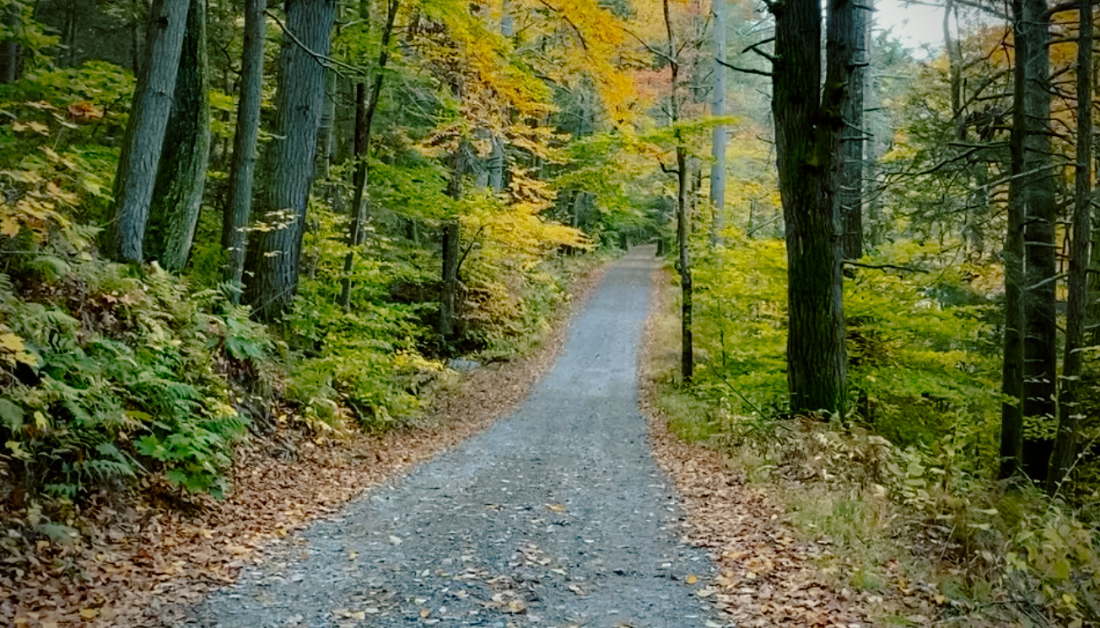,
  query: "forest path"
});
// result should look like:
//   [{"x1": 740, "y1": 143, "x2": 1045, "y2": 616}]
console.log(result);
[{"x1": 184, "y1": 246, "x2": 720, "y2": 628}]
